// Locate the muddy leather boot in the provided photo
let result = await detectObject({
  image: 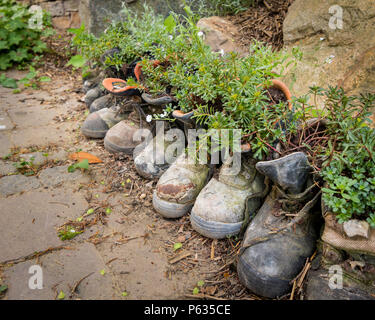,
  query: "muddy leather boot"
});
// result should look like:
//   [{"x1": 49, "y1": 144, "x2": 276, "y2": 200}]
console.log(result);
[
  {"x1": 90, "y1": 94, "x2": 114, "y2": 113},
  {"x1": 104, "y1": 114, "x2": 149, "y2": 155},
  {"x1": 190, "y1": 157, "x2": 266, "y2": 239},
  {"x1": 82, "y1": 70, "x2": 106, "y2": 94},
  {"x1": 153, "y1": 154, "x2": 210, "y2": 219},
  {"x1": 81, "y1": 96, "x2": 140, "y2": 139},
  {"x1": 256, "y1": 152, "x2": 311, "y2": 194},
  {"x1": 134, "y1": 130, "x2": 182, "y2": 179},
  {"x1": 237, "y1": 152, "x2": 321, "y2": 298},
  {"x1": 237, "y1": 184, "x2": 321, "y2": 298},
  {"x1": 84, "y1": 86, "x2": 106, "y2": 108}
]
